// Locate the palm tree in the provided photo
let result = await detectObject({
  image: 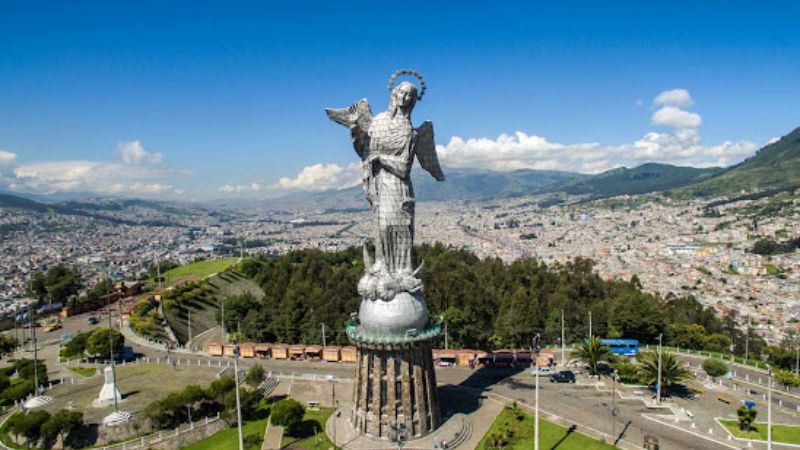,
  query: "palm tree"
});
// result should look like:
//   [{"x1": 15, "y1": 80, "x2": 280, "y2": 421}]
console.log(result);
[
  {"x1": 571, "y1": 336, "x2": 613, "y2": 375},
  {"x1": 638, "y1": 351, "x2": 693, "y2": 400}
]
